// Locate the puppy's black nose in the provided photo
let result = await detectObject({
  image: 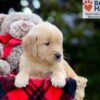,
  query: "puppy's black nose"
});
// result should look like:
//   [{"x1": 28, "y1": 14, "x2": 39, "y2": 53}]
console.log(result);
[{"x1": 55, "y1": 53, "x2": 61, "y2": 60}]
